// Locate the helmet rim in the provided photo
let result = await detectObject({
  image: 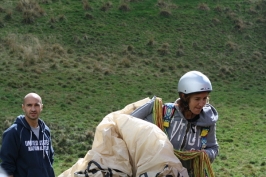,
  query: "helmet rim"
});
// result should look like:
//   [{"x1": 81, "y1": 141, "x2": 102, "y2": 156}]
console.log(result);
[{"x1": 178, "y1": 71, "x2": 212, "y2": 94}]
